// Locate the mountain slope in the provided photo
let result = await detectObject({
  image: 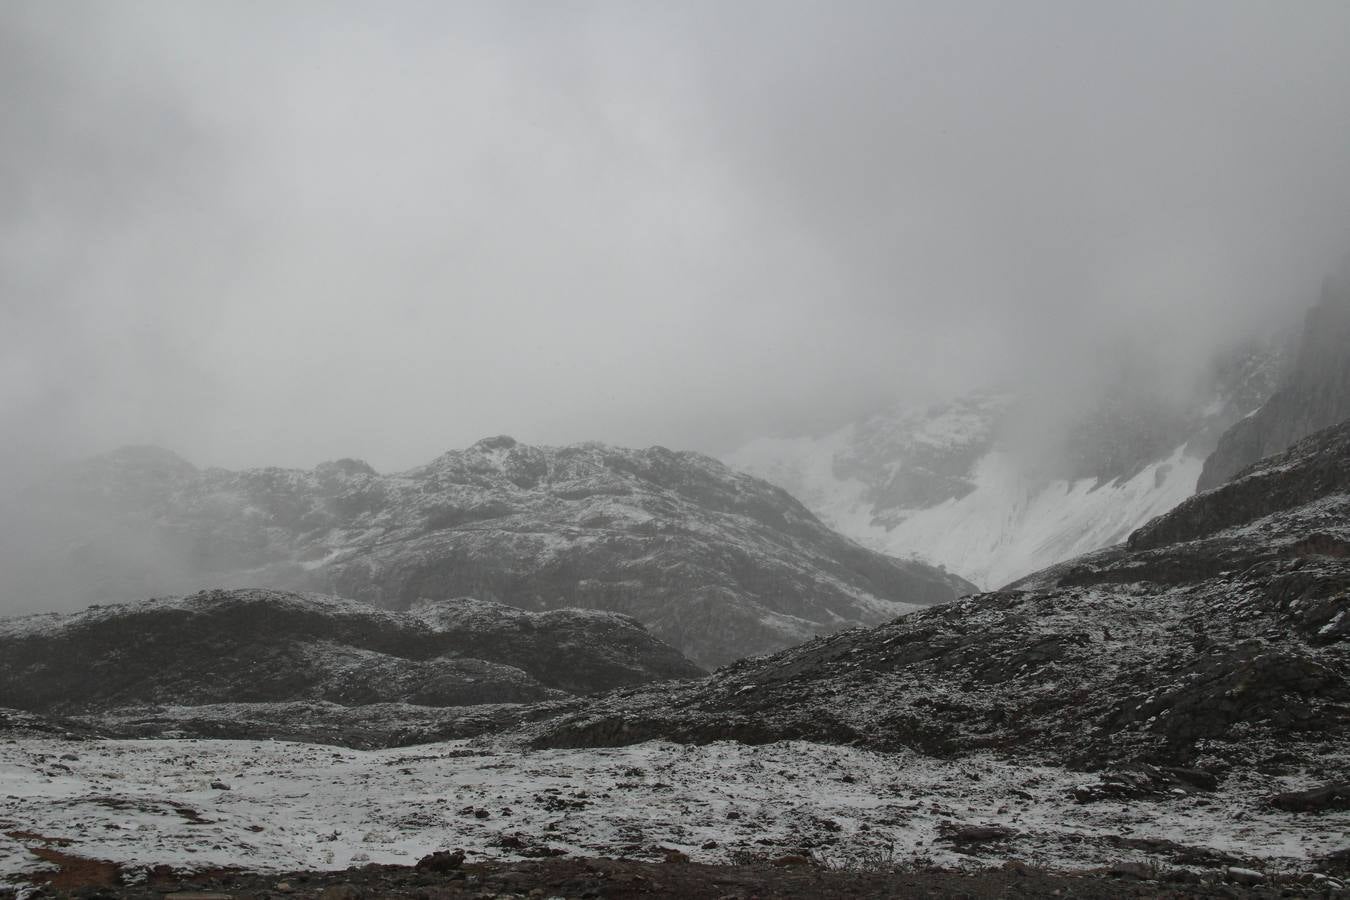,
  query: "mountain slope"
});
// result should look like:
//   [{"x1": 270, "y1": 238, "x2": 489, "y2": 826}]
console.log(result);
[
  {"x1": 526, "y1": 420, "x2": 1350, "y2": 777},
  {"x1": 1198, "y1": 277, "x2": 1350, "y2": 491},
  {"x1": 727, "y1": 348, "x2": 1280, "y2": 588},
  {"x1": 13, "y1": 438, "x2": 972, "y2": 667}
]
